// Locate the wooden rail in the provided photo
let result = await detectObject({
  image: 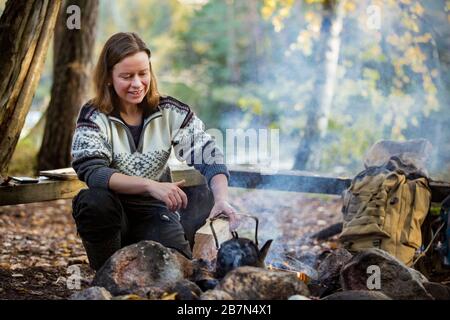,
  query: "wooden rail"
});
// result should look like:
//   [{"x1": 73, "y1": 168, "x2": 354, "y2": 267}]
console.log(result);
[{"x1": 1, "y1": 165, "x2": 449, "y2": 206}]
